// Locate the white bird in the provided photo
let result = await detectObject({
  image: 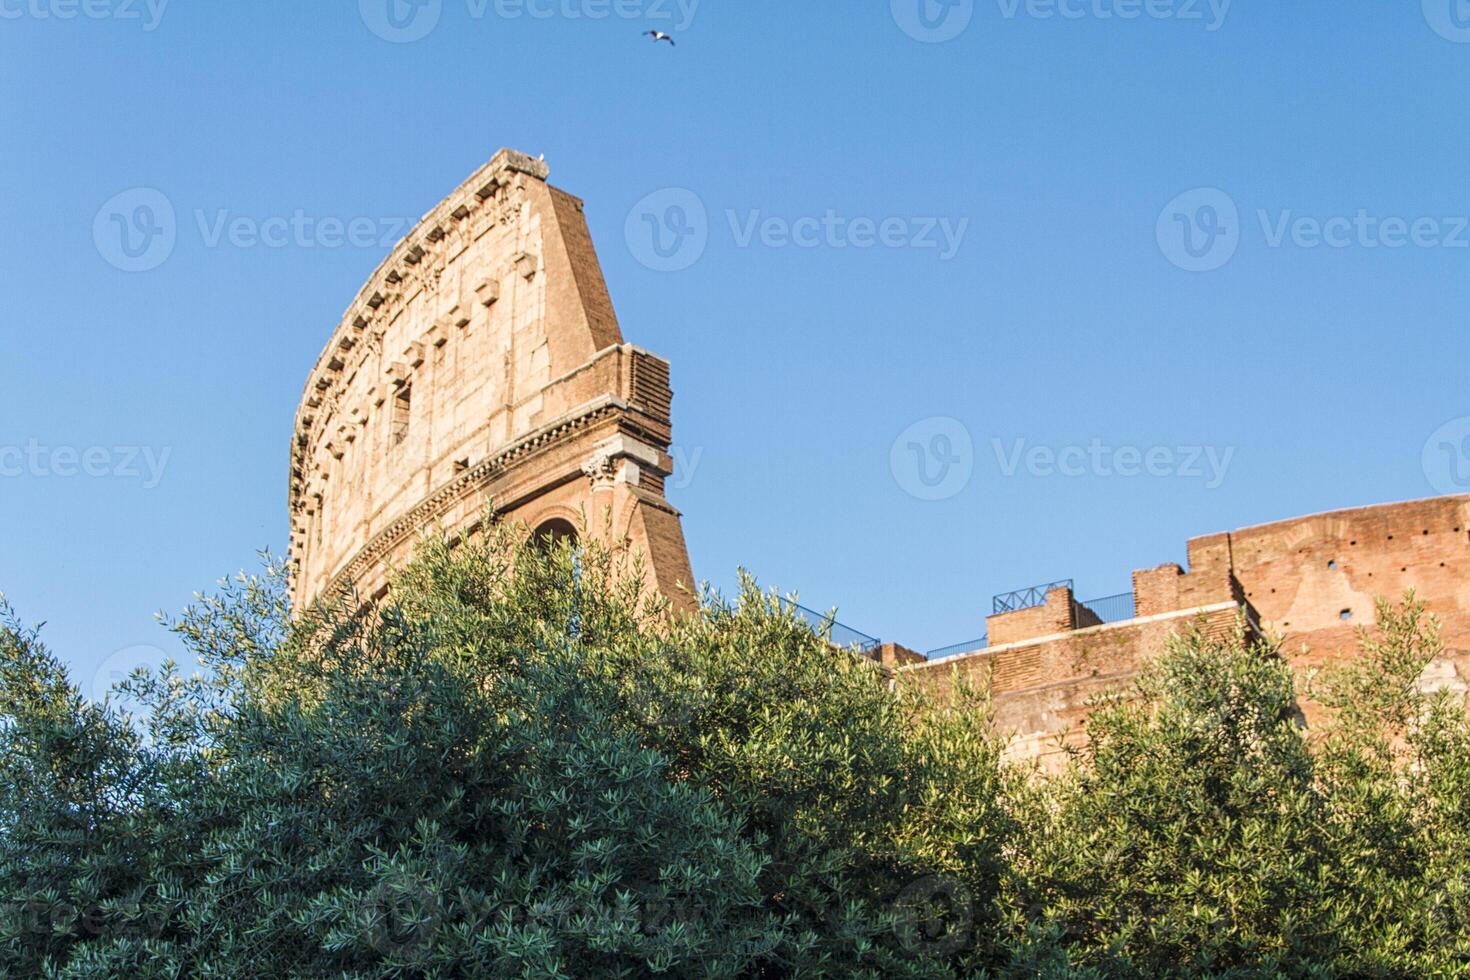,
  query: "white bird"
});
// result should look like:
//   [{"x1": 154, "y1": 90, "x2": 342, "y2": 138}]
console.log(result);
[{"x1": 643, "y1": 30, "x2": 675, "y2": 46}]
